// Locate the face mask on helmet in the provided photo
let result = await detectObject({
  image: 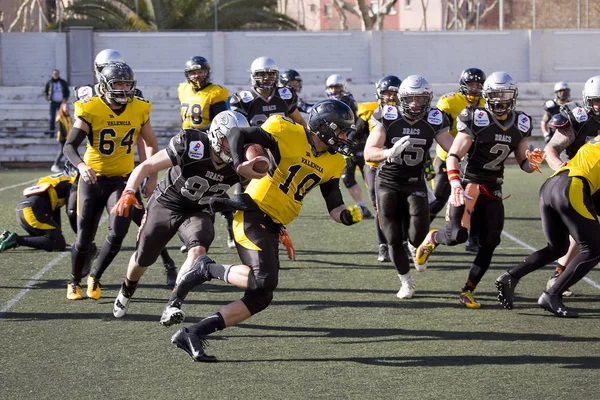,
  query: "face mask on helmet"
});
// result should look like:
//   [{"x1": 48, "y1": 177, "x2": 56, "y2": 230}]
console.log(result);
[
  {"x1": 554, "y1": 81, "x2": 571, "y2": 103},
  {"x1": 280, "y1": 70, "x2": 302, "y2": 93},
  {"x1": 98, "y1": 62, "x2": 136, "y2": 105},
  {"x1": 208, "y1": 111, "x2": 250, "y2": 163},
  {"x1": 459, "y1": 68, "x2": 486, "y2": 104},
  {"x1": 583, "y1": 76, "x2": 600, "y2": 116},
  {"x1": 483, "y1": 90, "x2": 517, "y2": 117},
  {"x1": 185, "y1": 57, "x2": 211, "y2": 90},
  {"x1": 376, "y1": 76, "x2": 401, "y2": 105},
  {"x1": 398, "y1": 75, "x2": 432, "y2": 120},
  {"x1": 251, "y1": 57, "x2": 279, "y2": 91},
  {"x1": 308, "y1": 100, "x2": 356, "y2": 156}
]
